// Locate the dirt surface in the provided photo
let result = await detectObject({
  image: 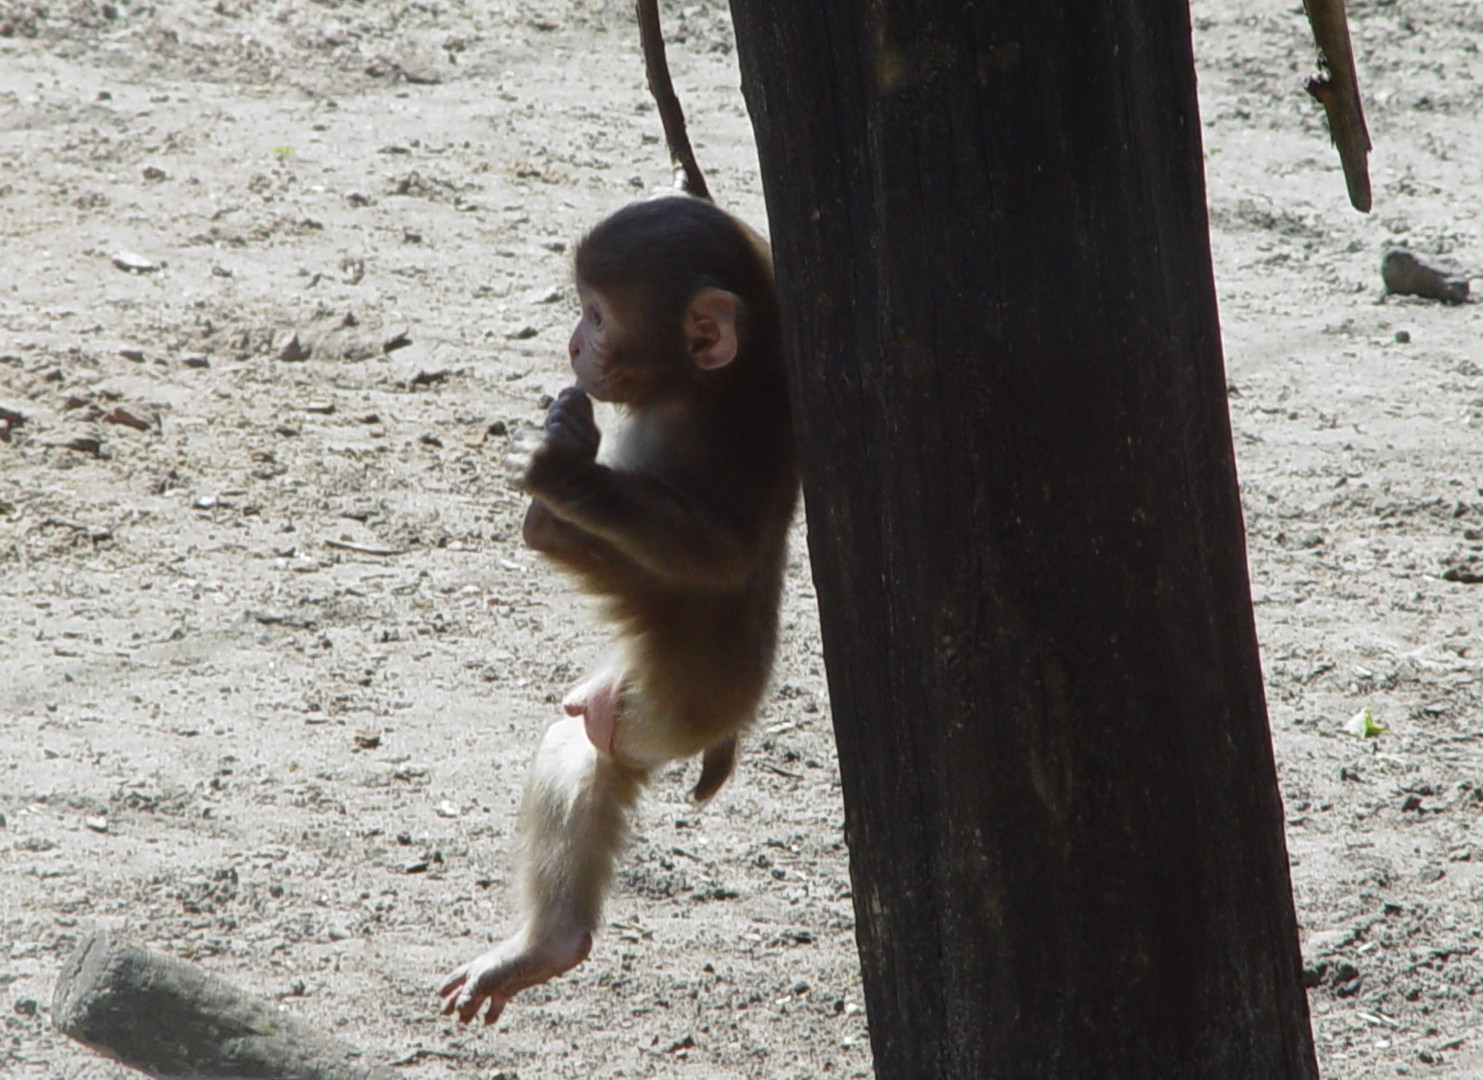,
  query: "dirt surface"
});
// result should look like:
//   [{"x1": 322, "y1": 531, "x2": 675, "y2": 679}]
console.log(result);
[{"x1": 1, "y1": 1, "x2": 1480, "y2": 1078}]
